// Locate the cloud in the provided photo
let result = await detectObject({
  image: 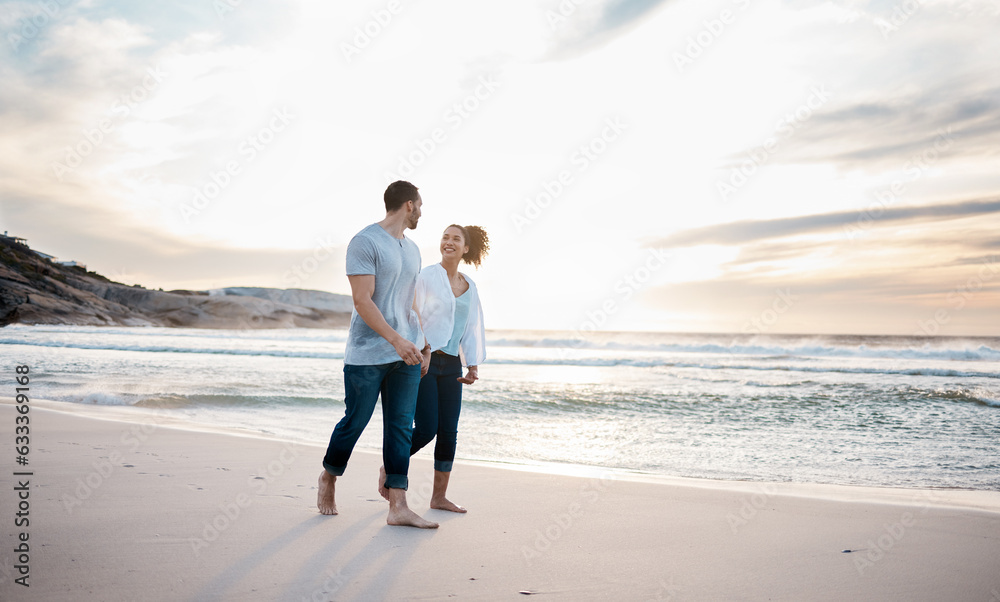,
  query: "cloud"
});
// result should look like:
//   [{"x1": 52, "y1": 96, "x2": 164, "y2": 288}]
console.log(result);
[
  {"x1": 948, "y1": 253, "x2": 1000, "y2": 268},
  {"x1": 593, "y1": 0, "x2": 670, "y2": 34},
  {"x1": 639, "y1": 263, "x2": 1000, "y2": 335},
  {"x1": 654, "y1": 198, "x2": 1000, "y2": 248},
  {"x1": 773, "y1": 84, "x2": 1000, "y2": 169},
  {"x1": 711, "y1": 1, "x2": 1000, "y2": 172},
  {"x1": 544, "y1": 0, "x2": 673, "y2": 59},
  {"x1": 2, "y1": 0, "x2": 998, "y2": 335},
  {"x1": 3, "y1": 188, "x2": 346, "y2": 291}
]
